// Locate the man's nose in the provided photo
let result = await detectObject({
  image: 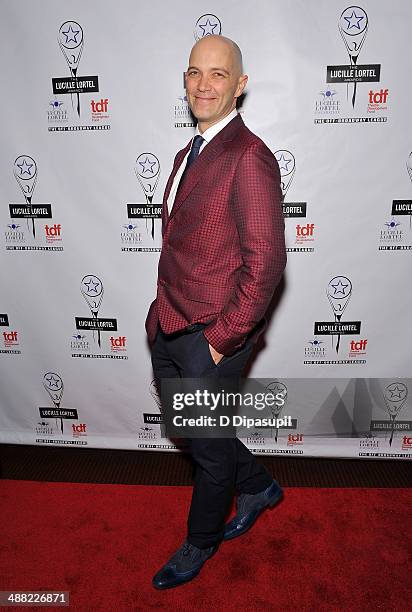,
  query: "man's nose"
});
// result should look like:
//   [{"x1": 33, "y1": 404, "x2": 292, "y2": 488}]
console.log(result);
[{"x1": 197, "y1": 74, "x2": 210, "y2": 91}]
